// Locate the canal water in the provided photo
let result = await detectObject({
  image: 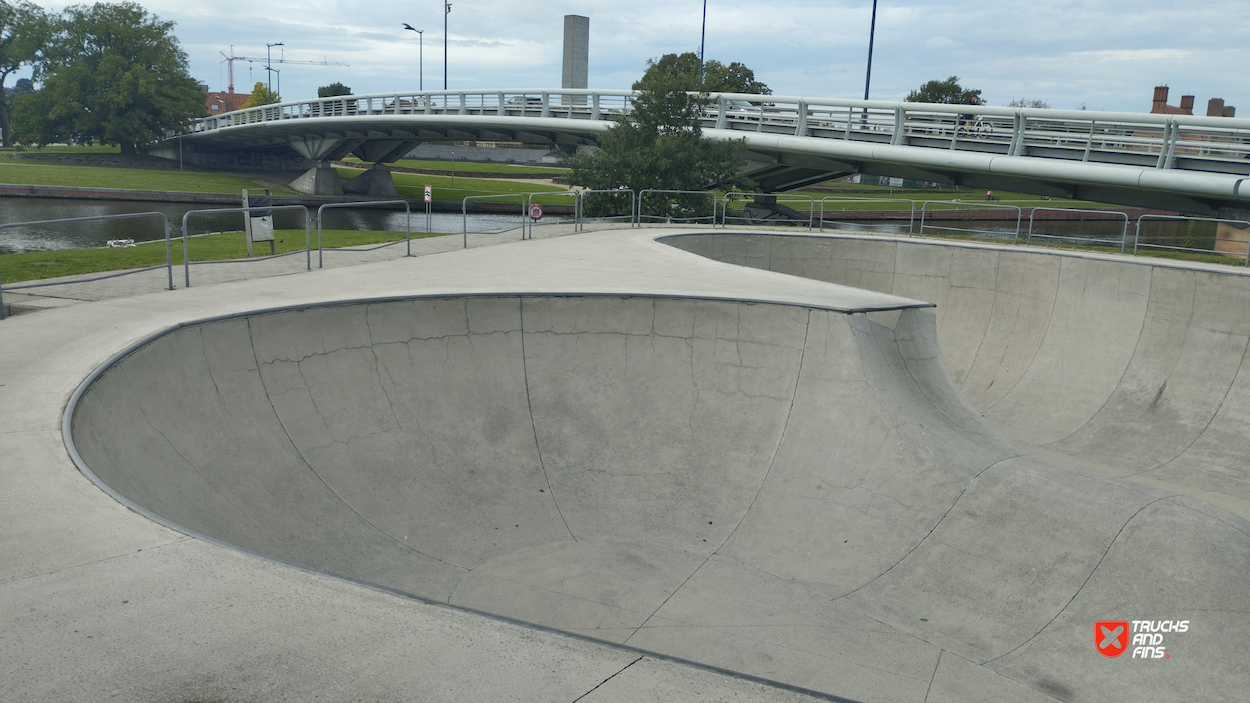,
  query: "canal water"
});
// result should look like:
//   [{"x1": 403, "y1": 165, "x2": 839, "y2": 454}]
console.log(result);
[{"x1": 0, "y1": 199, "x2": 544, "y2": 255}]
